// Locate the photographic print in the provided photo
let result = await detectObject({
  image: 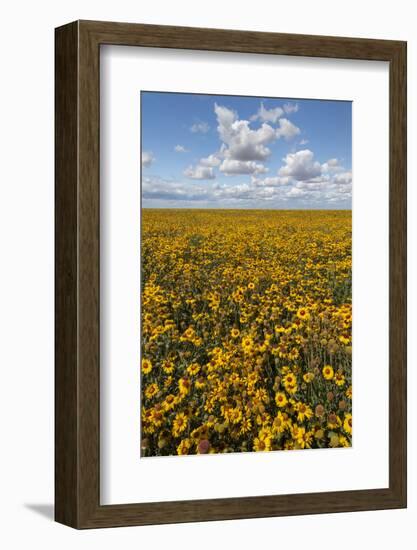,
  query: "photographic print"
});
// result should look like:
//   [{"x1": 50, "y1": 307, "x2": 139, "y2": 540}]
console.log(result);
[{"x1": 140, "y1": 92, "x2": 352, "y2": 457}]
